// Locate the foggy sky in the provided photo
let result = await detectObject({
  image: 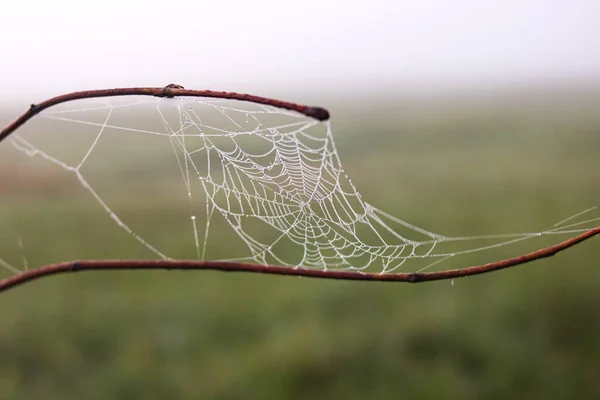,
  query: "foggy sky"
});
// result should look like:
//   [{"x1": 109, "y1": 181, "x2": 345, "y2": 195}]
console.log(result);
[{"x1": 1, "y1": 0, "x2": 599, "y2": 102}]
